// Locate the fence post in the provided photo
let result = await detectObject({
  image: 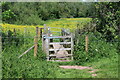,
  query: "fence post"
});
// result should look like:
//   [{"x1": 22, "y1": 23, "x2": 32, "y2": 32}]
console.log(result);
[
  {"x1": 46, "y1": 27, "x2": 50, "y2": 61},
  {"x1": 34, "y1": 27, "x2": 38, "y2": 57},
  {"x1": 85, "y1": 35, "x2": 89, "y2": 53},
  {"x1": 40, "y1": 28, "x2": 43, "y2": 40},
  {"x1": 45, "y1": 36, "x2": 50, "y2": 61},
  {"x1": 38, "y1": 28, "x2": 40, "y2": 41},
  {"x1": 42, "y1": 24, "x2": 47, "y2": 52}
]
